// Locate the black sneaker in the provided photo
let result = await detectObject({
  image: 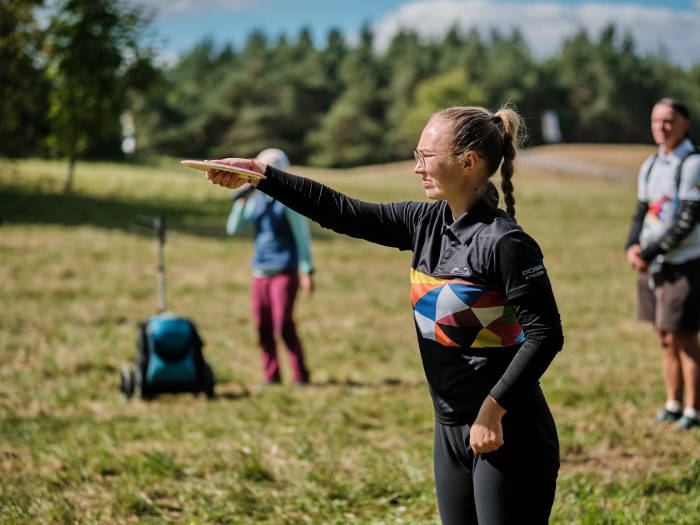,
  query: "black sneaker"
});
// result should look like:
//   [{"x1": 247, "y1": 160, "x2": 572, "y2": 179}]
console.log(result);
[
  {"x1": 678, "y1": 415, "x2": 700, "y2": 430},
  {"x1": 653, "y1": 408, "x2": 682, "y2": 423}
]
